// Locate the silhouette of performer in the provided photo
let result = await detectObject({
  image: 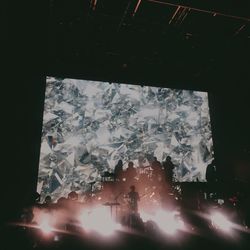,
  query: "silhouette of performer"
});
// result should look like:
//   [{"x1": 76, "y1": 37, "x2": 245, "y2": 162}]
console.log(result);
[
  {"x1": 127, "y1": 185, "x2": 140, "y2": 213},
  {"x1": 163, "y1": 156, "x2": 175, "y2": 184},
  {"x1": 125, "y1": 161, "x2": 137, "y2": 182},
  {"x1": 151, "y1": 156, "x2": 163, "y2": 181},
  {"x1": 114, "y1": 159, "x2": 123, "y2": 181},
  {"x1": 123, "y1": 185, "x2": 144, "y2": 231}
]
